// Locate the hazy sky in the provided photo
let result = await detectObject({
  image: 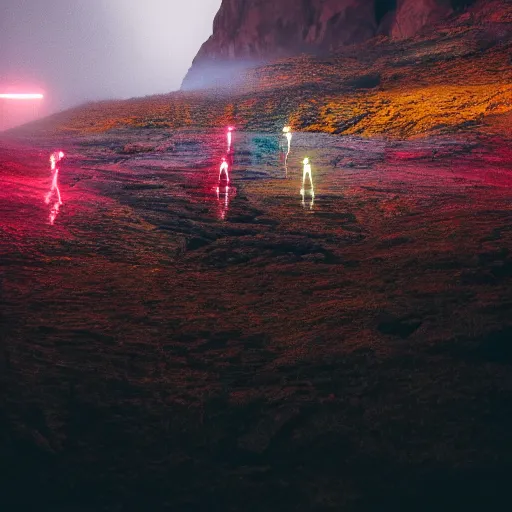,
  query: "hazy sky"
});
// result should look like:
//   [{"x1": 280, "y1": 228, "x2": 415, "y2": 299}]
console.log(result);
[{"x1": 0, "y1": 0, "x2": 221, "y2": 113}]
